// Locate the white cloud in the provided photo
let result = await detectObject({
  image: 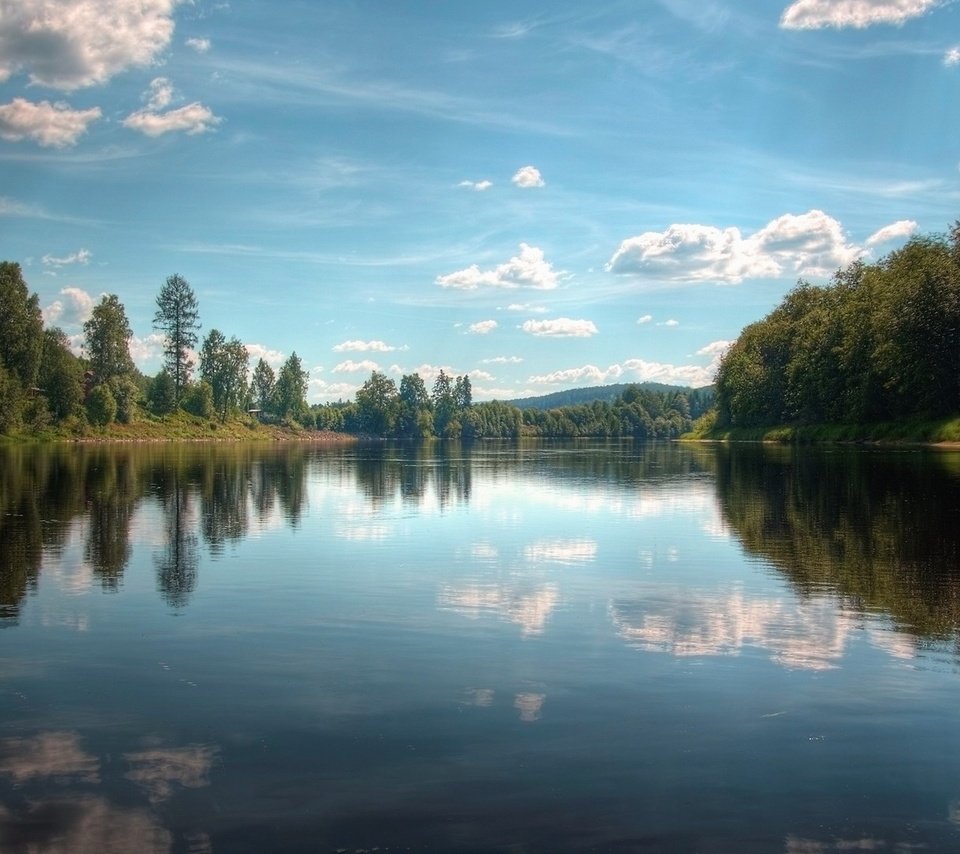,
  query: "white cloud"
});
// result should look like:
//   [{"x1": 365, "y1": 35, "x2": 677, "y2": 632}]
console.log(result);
[
  {"x1": 481, "y1": 355, "x2": 523, "y2": 364},
  {"x1": 42, "y1": 248, "x2": 92, "y2": 267},
  {"x1": 780, "y1": 0, "x2": 939, "y2": 29},
  {"x1": 468, "y1": 320, "x2": 498, "y2": 334},
  {"x1": 458, "y1": 179, "x2": 492, "y2": 191},
  {"x1": 0, "y1": 98, "x2": 101, "y2": 148},
  {"x1": 945, "y1": 46, "x2": 960, "y2": 66},
  {"x1": 333, "y1": 359, "x2": 379, "y2": 373},
  {"x1": 512, "y1": 165, "x2": 545, "y2": 188},
  {"x1": 309, "y1": 377, "x2": 360, "y2": 404},
  {"x1": 245, "y1": 343, "x2": 285, "y2": 366},
  {"x1": 144, "y1": 77, "x2": 174, "y2": 110},
  {"x1": 332, "y1": 339, "x2": 397, "y2": 352},
  {"x1": 522, "y1": 317, "x2": 598, "y2": 338},
  {"x1": 637, "y1": 314, "x2": 653, "y2": 324},
  {"x1": 129, "y1": 332, "x2": 166, "y2": 366},
  {"x1": 42, "y1": 286, "x2": 96, "y2": 326},
  {"x1": 697, "y1": 340, "x2": 734, "y2": 358},
  {"x1": 865, "y1": 219, "x2": 917, "y2": 246},
  {"x1": 437, "y1": 243, "x2": 562, "y2": 290},
  {"x1": 185, "y1": 37, "x2": 211, "y2": 53},
  {"x1": 123, "y1": 100, "x2": 221, "y2": 137},
  {"x1": 0, "y1": 0, "x2": 180, "y2": 91},
  {"x1": 659, "y1": 319, "x2": 680, "y2": 327},
  {"x1": 529, "y1": 355, "x2": 719, "y2": 389},
  {"x1": 607, "y1": 210, "x2": 864, "y2": 284}
]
